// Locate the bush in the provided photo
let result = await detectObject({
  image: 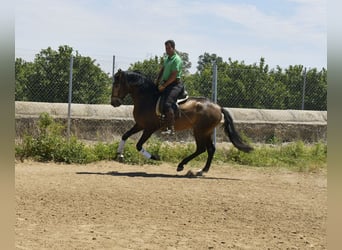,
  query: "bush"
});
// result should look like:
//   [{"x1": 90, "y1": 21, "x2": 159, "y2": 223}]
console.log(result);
[
  {"x1": 16, "y1": 113, "x2": 95, "y2": 163},
  {"x1": 15, "y1": 113, "x2": 327, "y2": 172}
]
